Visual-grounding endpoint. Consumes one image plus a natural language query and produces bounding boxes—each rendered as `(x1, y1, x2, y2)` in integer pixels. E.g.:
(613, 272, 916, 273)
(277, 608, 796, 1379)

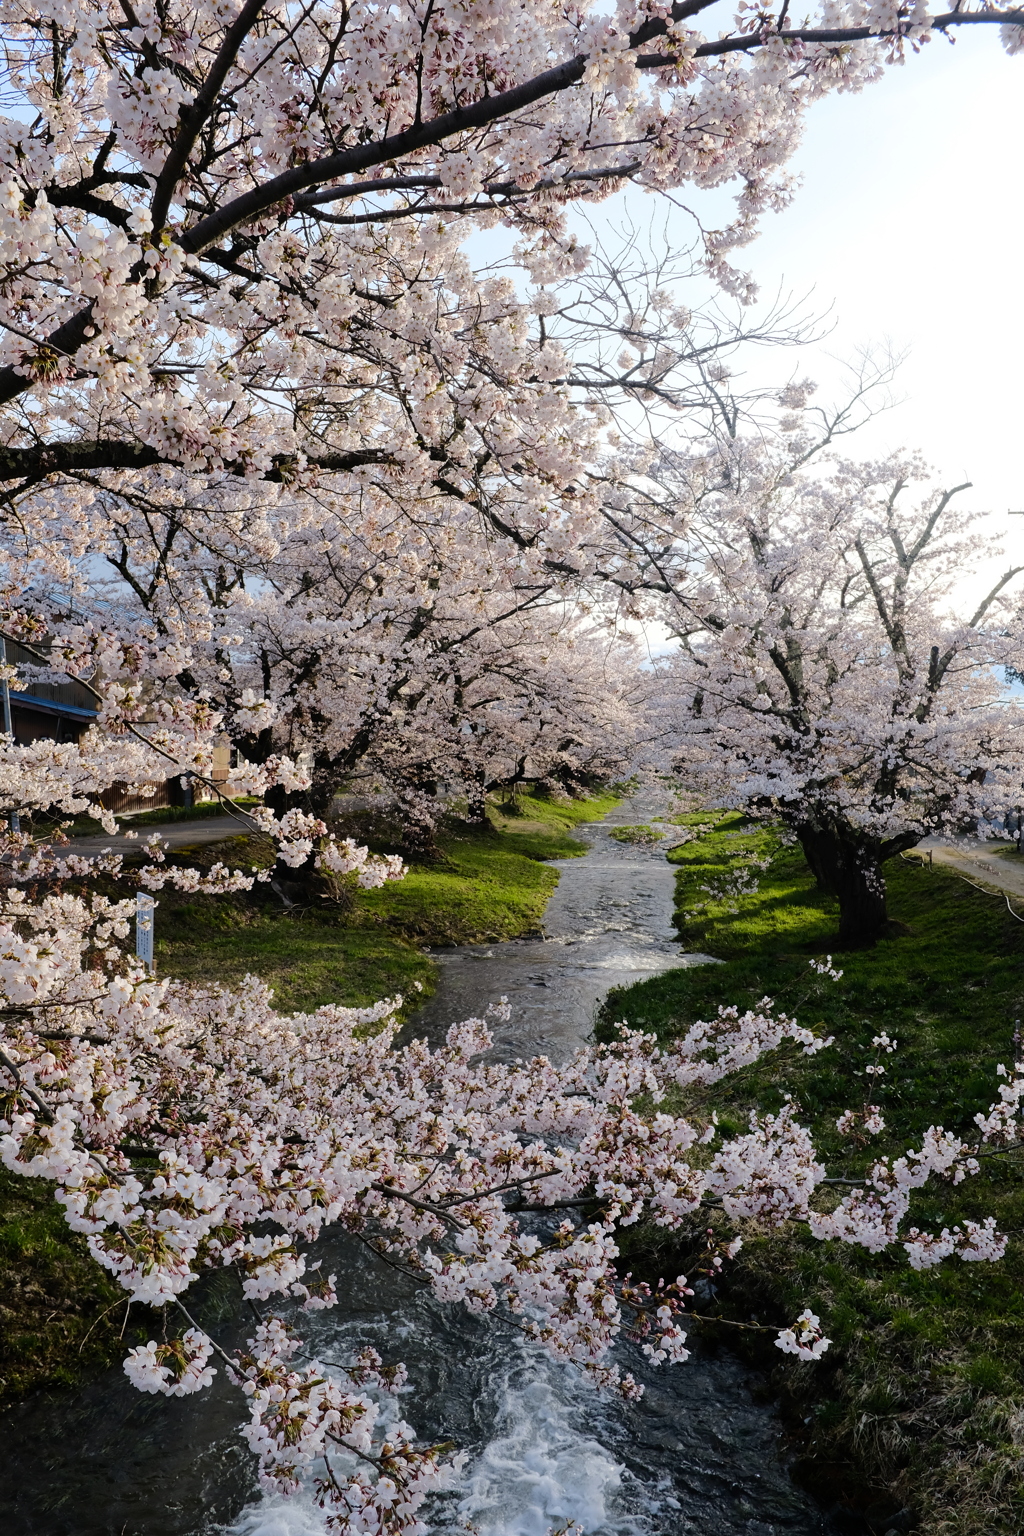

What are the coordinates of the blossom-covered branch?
(2, 884, 1020, 1526)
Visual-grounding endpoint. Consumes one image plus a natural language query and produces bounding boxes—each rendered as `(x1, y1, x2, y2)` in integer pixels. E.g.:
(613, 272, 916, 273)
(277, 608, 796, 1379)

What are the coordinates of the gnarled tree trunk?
(796, 822, 889, 946)
(462, 769, 493, 828)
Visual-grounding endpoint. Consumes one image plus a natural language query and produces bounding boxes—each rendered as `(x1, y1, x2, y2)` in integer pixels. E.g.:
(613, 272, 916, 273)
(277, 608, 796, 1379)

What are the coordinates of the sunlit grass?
(156, 788, 616, 1008)
(607, 823, 665, 846)
(603, 813, 1024, 1535)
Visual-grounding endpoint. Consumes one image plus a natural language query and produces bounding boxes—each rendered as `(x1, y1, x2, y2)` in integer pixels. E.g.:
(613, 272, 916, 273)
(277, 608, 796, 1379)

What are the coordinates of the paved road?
(57, 814, 255, 858)
(57, 819, 1024, 907)
(915, 835, 1024, 903)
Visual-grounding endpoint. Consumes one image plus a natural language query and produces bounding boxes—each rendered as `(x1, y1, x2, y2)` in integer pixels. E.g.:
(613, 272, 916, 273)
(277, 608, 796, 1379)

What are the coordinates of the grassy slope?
(155, 847, 440, 1016)
(0, 1171, 139, 1404)
(599, 812, 1024, 1536)
(1, 787, 617, 1406)
(156, 788, 617, 1010)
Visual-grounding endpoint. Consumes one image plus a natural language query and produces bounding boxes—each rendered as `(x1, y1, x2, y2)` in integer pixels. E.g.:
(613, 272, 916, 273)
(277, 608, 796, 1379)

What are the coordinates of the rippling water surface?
(0, 796, 837, 1536)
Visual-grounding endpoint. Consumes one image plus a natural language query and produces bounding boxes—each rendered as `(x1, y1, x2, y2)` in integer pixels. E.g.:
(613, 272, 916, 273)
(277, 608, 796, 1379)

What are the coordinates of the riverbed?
(0, 797, 837, 1536)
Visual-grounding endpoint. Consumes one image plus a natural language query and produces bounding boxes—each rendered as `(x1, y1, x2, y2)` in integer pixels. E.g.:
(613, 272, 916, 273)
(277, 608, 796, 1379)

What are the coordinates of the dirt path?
(913, 835, 1024, 906)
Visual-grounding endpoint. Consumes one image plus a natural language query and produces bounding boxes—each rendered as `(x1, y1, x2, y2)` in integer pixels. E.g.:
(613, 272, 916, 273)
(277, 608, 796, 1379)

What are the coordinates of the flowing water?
(0, 797, 839, 1536)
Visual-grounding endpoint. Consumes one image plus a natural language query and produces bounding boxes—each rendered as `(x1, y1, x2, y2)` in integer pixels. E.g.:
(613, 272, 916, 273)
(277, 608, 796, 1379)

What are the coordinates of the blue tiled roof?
(10, 690, 98, 720)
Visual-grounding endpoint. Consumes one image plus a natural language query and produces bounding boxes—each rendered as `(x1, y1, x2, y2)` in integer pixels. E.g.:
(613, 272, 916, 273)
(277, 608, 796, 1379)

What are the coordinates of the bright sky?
(719, 28, 1024, 518)
(647, 29, 1019, 509)
(555, 28, 1024, 603)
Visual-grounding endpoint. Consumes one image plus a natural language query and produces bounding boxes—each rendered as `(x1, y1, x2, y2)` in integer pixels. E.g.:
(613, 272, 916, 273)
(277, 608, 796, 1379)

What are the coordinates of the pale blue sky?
(552, 28, 1024, 604)
(712, 28, 1024, 517)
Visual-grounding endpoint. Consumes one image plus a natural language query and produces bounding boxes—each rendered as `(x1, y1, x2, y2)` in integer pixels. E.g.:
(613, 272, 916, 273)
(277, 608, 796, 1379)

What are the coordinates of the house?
(3, 637, 99, 745)
(1, 638, 231, 812)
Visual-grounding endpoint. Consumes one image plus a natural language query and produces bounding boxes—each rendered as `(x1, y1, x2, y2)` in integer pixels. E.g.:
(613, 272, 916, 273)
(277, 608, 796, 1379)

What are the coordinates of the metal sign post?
(135, 893, 157, 974)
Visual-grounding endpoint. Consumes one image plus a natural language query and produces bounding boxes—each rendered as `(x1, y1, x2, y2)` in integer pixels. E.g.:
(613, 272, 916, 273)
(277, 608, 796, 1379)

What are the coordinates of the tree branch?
(0, 440, 393, 484)
(294, 160, 643, 214)
(0, 1045, 56, 1123)
(0, 8, 1017, 409)
(967, 564, 1024, 630)
(149, 0, 270, 234)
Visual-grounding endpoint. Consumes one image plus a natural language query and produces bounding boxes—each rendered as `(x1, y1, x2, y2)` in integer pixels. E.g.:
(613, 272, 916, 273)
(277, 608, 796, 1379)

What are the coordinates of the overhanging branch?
(0, 440, 394, 485)
(0, 7, 1018, 410)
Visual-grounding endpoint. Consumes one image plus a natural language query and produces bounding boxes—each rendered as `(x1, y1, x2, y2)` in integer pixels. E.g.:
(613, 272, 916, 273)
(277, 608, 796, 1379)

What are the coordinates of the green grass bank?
(1, 787, 617, 1406)
(155, 786, 618, 1011)
(599, 813, 1024, 1536)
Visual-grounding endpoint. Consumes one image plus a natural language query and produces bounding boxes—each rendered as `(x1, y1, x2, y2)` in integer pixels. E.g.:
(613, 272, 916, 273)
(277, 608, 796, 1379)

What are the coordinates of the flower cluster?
(809, 956, 844, 982)
(123, 1328, 217, 1396)
(775, 1309, 830, 1361)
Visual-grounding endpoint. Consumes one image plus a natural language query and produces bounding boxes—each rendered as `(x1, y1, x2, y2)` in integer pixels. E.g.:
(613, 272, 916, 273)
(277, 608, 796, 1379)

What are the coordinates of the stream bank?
(0, 795, 839, 1536)
(0, 791, 616, 1409)
(601, 812, 1024, 1536)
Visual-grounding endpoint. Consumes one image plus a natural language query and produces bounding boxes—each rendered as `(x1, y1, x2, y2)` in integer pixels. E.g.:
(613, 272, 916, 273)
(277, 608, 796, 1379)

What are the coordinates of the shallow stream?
(0, 796, 837, 1536)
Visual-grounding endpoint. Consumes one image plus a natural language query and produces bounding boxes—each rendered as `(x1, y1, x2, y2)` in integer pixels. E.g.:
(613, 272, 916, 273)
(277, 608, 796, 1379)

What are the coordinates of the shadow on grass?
(602, 815, 1024, 1536)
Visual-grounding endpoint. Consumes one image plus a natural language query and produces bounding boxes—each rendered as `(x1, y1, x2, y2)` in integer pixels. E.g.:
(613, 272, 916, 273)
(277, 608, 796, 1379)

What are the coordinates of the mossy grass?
(154, 786, 616, 1006)
(485, 784, 621, 841)
(351, 794, 613, 944)
(157, 896, 440, 1016)
(1, 786, 617, 1405)
(0, 1168, 146, 1404)
(600, 812, 1024, 1535)
(607, 824, 665, 846)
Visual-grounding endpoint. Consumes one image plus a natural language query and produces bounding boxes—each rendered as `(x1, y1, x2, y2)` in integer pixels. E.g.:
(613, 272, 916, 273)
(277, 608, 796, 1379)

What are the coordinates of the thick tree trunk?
(463, 770, 491, 827)
(263, 774, 334, 906)
(233, 732, 354, 905)
(167, 773, 194, 809)
(796, 823, 888, 946)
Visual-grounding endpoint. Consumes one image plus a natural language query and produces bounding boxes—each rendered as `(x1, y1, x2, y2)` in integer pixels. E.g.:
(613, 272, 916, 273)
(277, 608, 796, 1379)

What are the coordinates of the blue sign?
(136, 893, 157, 973)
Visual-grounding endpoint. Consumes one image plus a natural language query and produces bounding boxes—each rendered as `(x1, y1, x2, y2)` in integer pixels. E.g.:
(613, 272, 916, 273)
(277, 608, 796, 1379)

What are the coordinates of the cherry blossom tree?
(0, 0, 1019, 859)
(3, 211, 818, 887)
(342, 615, 646, 832)
(645, 424, 1024, 944)
(2, 7, 1024, 1525)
